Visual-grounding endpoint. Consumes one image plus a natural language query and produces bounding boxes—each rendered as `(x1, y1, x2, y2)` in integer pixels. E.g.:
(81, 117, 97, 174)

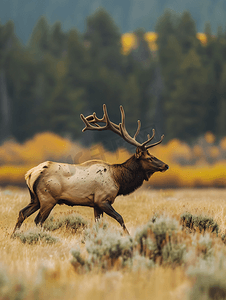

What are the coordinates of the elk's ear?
(135, 147, 143, 159)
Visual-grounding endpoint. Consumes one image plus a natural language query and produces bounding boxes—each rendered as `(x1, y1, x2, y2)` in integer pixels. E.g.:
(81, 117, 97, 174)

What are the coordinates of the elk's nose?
(165, 164, 169, 170)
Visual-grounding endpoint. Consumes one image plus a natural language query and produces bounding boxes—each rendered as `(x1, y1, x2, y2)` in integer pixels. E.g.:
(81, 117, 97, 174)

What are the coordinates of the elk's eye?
(147, 157, 152, 161)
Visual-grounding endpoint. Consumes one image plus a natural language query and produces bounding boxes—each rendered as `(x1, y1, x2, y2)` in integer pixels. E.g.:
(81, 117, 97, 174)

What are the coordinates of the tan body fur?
(27, 160, 118, 208)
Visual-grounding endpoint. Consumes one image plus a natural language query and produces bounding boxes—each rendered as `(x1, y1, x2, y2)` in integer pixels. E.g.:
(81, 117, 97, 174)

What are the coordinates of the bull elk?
(13, 104, 169, 235)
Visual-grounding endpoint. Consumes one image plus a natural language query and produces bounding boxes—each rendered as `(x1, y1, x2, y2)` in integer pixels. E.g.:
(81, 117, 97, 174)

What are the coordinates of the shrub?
(180, 213, 219, 235)
(43, 213, 87, 232)
(188, 254, 226, 299)
(195, 234, 214, 260)
(86, 228, 133, 268)
(13, 228, 58, 245)
(189, 273, 226, 300)
(71, 226, 133, 272)
(0, 265, 26, 300)
(134, 216, 186, 265)
(70, 248, 87, 273)
(70, 214, 223, 273)
(0, 265, 8, 289)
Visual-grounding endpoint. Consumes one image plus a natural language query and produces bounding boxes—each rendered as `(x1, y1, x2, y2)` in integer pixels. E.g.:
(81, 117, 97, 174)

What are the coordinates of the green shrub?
(162, 241, 186, 265)
(43, 213, 87, 232)
(86, 228, 133, 267)
(0, 265, 26, 300)
(131, 254, 155, 271)
(189, 273, 226, 300)
(196, 234, 214, 260)
(70, 248, 87, 273)
(70, 214, 223, 273)
(13, 229, 58, 245)
(134, 216, 186, 265)
(0, 265, 8, 289)
(181, 212, 219, 235)
(71, 226, 133, 272)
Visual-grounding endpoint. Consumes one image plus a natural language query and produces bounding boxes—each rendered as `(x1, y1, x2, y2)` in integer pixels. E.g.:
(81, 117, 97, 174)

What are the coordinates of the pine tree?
(49, 82, 86, 138)
(49, 21, 66, 58)
(5, 48, 38, 141)
(29, 16, 50, 57)
(65, 28, 90, 88)
(155, 10, 178, 60)
(217, 63, 226, 137)
(175, 11, 198, 54)
(84, 7, 123, 72)
(165, 48, 207, 141)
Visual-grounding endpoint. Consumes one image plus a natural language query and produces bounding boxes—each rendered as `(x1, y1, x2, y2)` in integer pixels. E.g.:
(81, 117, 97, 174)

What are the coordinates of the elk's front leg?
(94, 206, 103, 221)
(97, 201, 130, 235)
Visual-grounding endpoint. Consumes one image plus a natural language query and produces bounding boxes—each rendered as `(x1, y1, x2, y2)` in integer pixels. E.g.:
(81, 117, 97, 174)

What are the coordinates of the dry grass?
(0, 187, 226, 299)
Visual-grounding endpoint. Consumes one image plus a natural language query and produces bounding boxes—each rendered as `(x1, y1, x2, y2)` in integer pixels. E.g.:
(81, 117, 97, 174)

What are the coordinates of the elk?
(13, 104, 168, 235)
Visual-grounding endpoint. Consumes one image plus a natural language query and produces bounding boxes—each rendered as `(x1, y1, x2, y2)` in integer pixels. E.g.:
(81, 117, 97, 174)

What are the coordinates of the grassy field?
(0, 187, 226, 300)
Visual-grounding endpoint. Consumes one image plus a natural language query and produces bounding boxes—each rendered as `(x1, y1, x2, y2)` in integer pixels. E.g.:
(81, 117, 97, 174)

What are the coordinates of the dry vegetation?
(0, 187, 226, 300)
(0, 133, 226, 299)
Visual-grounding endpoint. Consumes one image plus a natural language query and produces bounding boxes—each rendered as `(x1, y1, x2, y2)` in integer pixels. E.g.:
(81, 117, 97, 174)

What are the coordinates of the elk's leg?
(94, 206, 103, 221)
(98, 202, 129, 235)
(13, 202, 40, 233)
(34, 202, 55, 226)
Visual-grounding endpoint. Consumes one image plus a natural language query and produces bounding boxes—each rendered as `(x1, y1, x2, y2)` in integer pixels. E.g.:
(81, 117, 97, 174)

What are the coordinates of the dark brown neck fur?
(112, 155, 150, 196)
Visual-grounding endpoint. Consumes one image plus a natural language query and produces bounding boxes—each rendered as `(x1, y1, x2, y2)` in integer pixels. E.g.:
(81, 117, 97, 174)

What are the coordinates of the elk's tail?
(25, 161, 50, 195)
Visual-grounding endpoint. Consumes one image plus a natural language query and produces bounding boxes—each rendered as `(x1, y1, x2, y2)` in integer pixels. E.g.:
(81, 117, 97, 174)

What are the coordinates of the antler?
(80, 104, 164, 149)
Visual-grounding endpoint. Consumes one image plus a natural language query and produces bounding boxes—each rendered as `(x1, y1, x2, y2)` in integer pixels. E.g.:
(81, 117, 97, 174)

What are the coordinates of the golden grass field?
(0, 186, 226, 300)
(0, 132, 226, 299)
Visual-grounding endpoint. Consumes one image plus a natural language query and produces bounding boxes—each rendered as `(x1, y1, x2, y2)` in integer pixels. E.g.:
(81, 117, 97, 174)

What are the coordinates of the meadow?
(0, 186, 226, 300)
(0, 132, 226, 299)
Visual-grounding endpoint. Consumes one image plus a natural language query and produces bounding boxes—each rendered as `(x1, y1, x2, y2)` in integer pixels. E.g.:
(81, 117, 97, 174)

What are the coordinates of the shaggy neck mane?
(112, 155, 149, 196)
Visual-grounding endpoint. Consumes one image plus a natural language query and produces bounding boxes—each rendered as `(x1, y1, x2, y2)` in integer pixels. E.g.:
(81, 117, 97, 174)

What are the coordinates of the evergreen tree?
(66, 28, 90, 89)
(49, 82, 86, 138)
(121, 74, 141, 133)
(29, 16, 50, 57)
(129, 28, 154, 126)
(156, 10, 183, 93)
(175, 11, 198, 54)
(48, 28, 88, 138)
(165, 48, 207, 141)
(84, 8, 125, 133)
(5, 48, 38, 141)
(0, 21, 17, 142)
(155, 10, 178, 61)
(49, 21, 66, 58)
(199, 22, 225, 134)
(217, 63, 226, 137)
(84, 7, 123, 72)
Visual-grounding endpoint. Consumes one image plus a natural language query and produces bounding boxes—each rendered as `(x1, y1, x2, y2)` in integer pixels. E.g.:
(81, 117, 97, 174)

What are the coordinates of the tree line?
(0, 8, 225, 146)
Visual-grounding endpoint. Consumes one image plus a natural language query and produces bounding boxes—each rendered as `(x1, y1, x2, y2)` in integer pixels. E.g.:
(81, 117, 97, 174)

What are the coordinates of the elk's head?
(80, 104, 169, 180)
(135, 146, 169, 180)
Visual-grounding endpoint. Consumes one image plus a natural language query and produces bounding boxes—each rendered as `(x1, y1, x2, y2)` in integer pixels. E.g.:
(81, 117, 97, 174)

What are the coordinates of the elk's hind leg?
(13, 202, 40, 233)
(34, 190, 56, 226)
(94, 206, 103, 221)
(13, 188, 40, 233)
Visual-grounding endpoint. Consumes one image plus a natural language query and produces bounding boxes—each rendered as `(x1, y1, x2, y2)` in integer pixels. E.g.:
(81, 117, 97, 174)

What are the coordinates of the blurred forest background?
(1, 0, 226, 43)
(0, 7, 226, 147)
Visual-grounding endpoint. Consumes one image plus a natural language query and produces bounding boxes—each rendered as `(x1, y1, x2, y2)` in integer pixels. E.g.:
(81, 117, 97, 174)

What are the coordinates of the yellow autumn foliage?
(205, 131, 215, 144)
(0, 132, 226, 188)
(121, 32, 208, 54)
